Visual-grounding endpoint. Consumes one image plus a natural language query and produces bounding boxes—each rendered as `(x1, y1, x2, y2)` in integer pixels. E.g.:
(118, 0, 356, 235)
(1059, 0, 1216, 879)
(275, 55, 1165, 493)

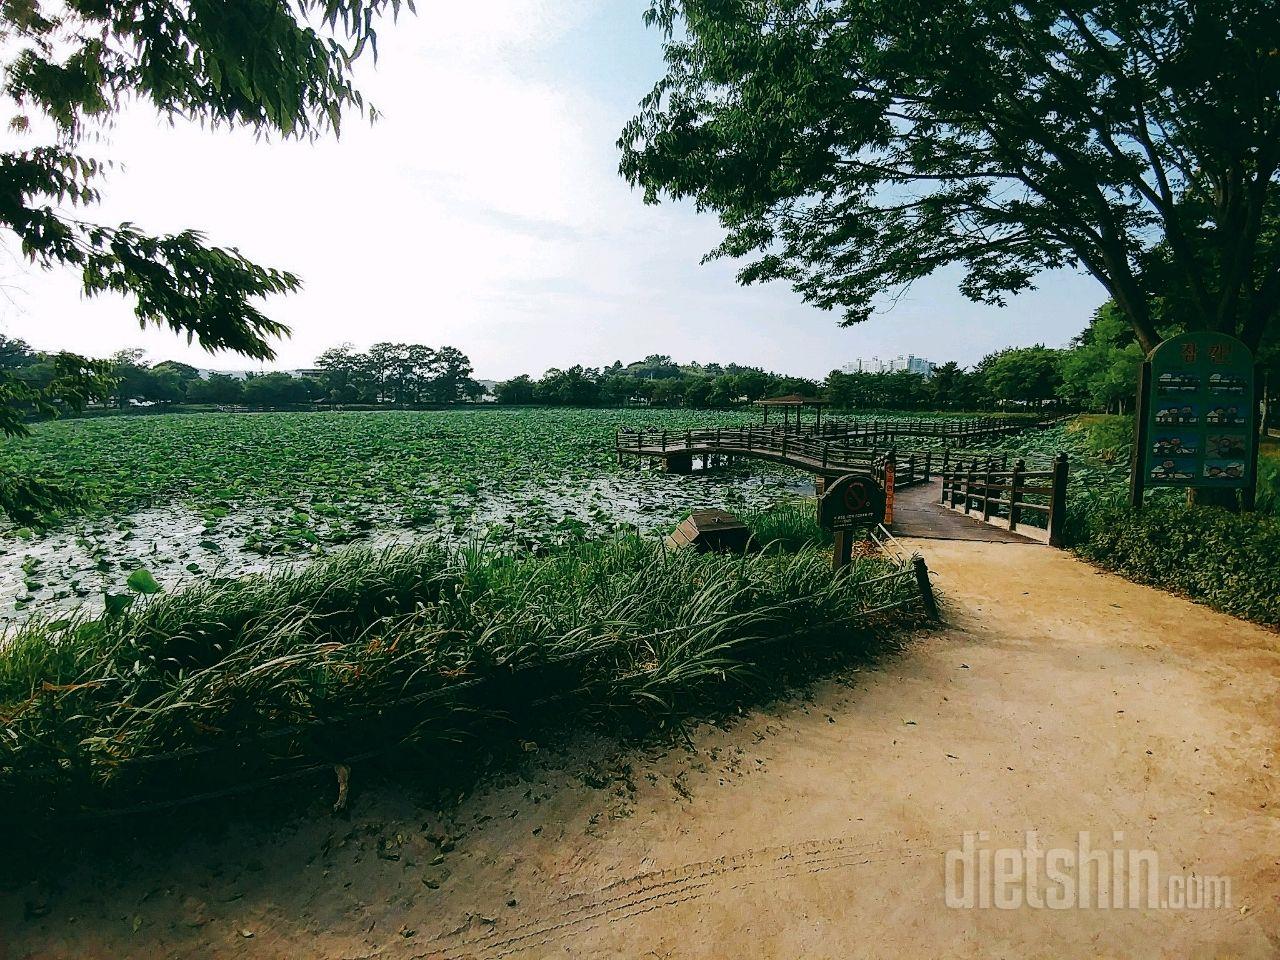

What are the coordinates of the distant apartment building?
(841, 354, 936, 378)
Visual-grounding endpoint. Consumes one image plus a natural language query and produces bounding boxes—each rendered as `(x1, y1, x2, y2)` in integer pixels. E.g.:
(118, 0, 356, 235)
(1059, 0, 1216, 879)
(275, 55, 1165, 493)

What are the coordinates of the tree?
(980, 346, 1063, 408)
(0, 0, 410, 519)
(495, 374, 536, 405)
(621, 2, 1280, 357)
(186, 373, 244, 405)
(404, 344, 437, 403)
(241, 372, 313, 408)
(0, 335, 35, 369)
(108, 348, 150, 408)
(1059, 303, 1144, 412)
(535, 366, 600, 406)
(2, 0, 408, 360)
(150, 360, 202, 401)
(928, 362, 977, 411)
(430, 346, 474, 402)
(683, 377, 713, 408)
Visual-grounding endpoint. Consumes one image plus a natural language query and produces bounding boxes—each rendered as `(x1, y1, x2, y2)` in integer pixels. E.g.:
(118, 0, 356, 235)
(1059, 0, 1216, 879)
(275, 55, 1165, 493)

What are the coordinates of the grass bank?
(0, 521, 923, 825)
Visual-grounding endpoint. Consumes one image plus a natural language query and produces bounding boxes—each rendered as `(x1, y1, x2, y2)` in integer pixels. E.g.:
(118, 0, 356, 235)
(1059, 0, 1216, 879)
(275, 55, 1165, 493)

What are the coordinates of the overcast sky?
(0, 1, 1106, 381)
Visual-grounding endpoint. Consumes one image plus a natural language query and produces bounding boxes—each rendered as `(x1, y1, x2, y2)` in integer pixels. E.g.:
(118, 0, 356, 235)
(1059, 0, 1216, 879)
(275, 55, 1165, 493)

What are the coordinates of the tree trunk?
(1187, 487, 1239, 512)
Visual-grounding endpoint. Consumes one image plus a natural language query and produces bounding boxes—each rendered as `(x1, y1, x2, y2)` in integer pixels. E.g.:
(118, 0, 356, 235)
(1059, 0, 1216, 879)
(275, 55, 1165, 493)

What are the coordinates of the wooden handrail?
(936, 452, 1068, 545)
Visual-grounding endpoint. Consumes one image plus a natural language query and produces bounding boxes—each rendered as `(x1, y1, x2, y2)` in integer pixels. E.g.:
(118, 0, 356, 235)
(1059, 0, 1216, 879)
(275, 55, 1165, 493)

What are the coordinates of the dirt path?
(6, 541, 1278, 959)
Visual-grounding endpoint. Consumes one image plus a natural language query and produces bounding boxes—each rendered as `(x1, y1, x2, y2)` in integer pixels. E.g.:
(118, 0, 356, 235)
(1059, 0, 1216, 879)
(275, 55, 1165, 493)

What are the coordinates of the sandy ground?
(4, 539, 1278, 959)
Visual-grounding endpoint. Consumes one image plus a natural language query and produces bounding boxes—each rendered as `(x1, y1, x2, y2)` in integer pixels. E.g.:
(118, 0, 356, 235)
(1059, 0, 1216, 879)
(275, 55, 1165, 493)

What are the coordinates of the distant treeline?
(491, 307, 1146, 412)
(0, 340, 484, 411)
(8, 303, 1272, 418)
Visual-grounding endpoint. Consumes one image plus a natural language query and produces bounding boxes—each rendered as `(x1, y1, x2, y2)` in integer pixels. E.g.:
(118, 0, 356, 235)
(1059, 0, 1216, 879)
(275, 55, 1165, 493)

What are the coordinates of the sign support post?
(1128, 361, 1151, 509)
(832, 529, 854, 573)
(1243, 362, 1263, 512)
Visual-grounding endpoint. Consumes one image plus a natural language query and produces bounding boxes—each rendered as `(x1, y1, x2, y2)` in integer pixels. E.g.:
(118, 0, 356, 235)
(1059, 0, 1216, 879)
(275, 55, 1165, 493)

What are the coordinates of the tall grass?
(0, 535, 919, 822)
(742, 499, 832, 551)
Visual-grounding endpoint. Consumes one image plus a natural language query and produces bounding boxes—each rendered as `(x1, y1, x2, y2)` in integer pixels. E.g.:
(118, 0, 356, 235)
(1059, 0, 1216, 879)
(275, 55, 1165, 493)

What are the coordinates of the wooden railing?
(939, 453, 1069, 546)
(615, 426, 942, 488)
(810, 415, 1032, 444)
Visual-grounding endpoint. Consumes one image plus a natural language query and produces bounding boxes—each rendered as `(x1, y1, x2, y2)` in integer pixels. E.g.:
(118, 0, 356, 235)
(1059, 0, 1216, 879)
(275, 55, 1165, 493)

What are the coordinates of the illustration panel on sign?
(1152, 435, 1196, 456)
(1203, 460, 1245, 480)
(1150, 458, 1196, 481)
(1154, 403, 1198, 424)
(1155, 372, 1199, 395)
(1206, 434, 1246, 458)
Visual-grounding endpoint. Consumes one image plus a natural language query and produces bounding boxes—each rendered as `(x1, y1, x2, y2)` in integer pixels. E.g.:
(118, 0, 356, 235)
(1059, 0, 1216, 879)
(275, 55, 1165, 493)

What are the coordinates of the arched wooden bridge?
(615, 424, 1068, 546)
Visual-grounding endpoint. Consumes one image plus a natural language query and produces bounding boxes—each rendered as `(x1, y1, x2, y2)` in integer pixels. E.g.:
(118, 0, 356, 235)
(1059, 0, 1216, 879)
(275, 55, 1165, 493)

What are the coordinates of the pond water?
(1, 408, 817, 626)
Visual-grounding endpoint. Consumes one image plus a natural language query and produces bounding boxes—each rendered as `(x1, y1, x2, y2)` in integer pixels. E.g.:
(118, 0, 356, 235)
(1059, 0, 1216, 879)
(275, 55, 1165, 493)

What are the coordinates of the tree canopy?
(0, 0, 410, 520)
(620, 0, 1280, 354)
(3, 0, 410, 361)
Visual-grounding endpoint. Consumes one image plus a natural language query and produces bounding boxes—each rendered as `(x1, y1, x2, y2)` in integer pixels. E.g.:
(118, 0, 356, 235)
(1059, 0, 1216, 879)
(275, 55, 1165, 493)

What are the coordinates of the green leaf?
(126, 568, 162, 595)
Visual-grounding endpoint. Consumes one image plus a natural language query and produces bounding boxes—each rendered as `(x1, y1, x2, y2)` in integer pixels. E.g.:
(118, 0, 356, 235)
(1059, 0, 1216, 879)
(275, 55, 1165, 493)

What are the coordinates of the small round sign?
(818, 473, 885, 531)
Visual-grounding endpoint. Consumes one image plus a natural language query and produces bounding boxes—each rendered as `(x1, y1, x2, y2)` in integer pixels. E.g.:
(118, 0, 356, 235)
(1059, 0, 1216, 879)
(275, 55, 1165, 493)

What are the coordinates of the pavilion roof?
(753, 394, 829, 406)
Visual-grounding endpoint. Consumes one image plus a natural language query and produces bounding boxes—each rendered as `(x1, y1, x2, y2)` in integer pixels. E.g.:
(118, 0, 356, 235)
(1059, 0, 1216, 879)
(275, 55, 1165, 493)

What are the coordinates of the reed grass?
(0, 533, 919, 822)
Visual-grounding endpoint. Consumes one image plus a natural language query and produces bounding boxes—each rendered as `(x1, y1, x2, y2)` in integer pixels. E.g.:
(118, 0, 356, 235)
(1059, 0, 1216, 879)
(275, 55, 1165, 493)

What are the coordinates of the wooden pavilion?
(754, 394, 829, 429)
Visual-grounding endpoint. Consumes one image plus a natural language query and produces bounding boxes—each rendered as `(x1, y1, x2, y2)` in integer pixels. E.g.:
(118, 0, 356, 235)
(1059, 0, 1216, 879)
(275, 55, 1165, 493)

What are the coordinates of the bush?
(1067, 415, 1134, 463)
(1259, 447, 1279, 516)
(1072, 500, 1280, 625)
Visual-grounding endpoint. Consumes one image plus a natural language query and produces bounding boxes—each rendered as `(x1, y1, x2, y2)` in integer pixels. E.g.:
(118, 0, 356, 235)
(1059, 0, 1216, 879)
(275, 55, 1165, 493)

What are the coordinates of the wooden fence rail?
(615, 426, 949, 488)
(939, 453, 1069, 546)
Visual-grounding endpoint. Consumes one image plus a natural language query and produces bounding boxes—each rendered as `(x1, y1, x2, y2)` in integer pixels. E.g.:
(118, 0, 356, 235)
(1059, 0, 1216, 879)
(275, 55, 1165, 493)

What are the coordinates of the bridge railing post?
(912, 556, 941, 622)
(981, 463, 994, 521)
(1048, 453, 1069, 547)
(1009, 458, 1024, 531)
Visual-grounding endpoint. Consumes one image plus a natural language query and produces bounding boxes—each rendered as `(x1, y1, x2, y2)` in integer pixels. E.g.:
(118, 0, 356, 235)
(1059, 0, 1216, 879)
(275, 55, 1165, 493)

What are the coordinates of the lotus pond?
(1, 408, 821, 624)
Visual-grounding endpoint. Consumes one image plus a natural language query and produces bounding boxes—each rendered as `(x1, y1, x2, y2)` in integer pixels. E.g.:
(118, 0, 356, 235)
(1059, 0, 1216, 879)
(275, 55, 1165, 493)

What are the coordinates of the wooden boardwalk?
(891, 480, 1039, 543)
(615, 425, 1066, 545)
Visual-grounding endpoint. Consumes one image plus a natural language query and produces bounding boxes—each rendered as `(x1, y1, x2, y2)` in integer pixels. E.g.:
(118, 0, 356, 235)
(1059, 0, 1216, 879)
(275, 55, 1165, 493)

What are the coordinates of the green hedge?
(1072, 501, 1280, 626)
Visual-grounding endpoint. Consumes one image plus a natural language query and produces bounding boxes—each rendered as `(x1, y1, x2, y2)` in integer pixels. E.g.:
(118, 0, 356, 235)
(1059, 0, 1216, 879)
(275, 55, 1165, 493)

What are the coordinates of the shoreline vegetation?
(996, 419, 1280, 625)
(0, 508, 928, 827)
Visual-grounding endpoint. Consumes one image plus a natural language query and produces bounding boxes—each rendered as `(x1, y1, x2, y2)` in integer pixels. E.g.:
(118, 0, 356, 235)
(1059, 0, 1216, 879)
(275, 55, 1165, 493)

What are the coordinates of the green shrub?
(1067, 415, 1134, 463)
(1259, 447, 1279, 516)
(1072, 501, 1280, 625)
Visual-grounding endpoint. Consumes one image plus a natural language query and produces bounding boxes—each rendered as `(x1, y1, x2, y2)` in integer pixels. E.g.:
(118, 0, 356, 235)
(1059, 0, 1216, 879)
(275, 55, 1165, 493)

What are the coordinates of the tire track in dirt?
(410, 833, 955, 960)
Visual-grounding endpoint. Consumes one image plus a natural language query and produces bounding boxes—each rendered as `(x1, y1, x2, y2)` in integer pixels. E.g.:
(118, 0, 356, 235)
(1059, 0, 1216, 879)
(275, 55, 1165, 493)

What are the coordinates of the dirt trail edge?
(6, 541, 1278, 959)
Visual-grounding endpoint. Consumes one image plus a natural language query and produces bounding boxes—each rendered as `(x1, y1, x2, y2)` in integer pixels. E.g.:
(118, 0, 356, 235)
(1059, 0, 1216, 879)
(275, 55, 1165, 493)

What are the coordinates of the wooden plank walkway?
(891, 480, 1039, 543)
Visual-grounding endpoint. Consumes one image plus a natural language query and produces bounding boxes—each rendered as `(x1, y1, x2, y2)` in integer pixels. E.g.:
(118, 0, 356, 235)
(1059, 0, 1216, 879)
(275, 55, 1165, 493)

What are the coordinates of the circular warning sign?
(818, 473, 885, 531)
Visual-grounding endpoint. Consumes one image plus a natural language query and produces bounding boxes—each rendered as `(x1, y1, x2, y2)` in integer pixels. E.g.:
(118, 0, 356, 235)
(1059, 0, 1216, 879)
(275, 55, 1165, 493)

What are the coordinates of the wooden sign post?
(818, 473, 886, 571)
(1130, 332, 1258, 509)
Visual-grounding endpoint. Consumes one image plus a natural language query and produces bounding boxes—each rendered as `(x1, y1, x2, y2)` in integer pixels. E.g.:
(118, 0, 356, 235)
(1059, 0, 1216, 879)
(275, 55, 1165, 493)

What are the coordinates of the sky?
(0, 1, 1107, 381)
